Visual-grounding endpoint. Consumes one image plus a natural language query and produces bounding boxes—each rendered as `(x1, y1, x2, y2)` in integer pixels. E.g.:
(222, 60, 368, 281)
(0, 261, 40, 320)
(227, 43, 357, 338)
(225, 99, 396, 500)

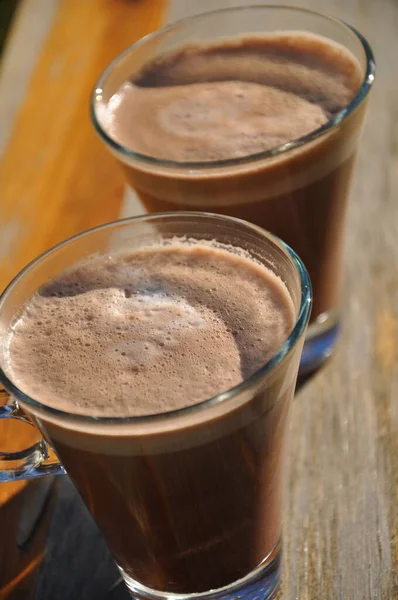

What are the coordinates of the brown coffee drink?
(98, 33, 365, 323)
(6, 239, 296, 593)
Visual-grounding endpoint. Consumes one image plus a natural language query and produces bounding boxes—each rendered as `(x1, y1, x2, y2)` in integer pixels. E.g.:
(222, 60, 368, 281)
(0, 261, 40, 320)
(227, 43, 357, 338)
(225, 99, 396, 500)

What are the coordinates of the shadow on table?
(295, 355, 330, 393)
(296, 370, 318, 393)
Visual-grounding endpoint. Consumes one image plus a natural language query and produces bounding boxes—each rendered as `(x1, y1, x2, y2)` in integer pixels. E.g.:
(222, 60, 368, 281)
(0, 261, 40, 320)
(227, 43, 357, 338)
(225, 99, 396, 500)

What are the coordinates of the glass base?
(118, 542, 281, 600)
(300, 309, 340, 375)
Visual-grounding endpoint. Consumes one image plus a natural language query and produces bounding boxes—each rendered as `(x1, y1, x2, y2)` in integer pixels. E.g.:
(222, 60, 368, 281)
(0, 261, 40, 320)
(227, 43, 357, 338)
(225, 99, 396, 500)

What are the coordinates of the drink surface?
(7, 241, 294, 417)
(102, 33, 362, 162)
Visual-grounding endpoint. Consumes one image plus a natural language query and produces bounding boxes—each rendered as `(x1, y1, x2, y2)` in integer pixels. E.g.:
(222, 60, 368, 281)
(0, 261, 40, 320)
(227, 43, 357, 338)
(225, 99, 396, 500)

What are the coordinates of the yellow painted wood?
(0, 0, 167, 290)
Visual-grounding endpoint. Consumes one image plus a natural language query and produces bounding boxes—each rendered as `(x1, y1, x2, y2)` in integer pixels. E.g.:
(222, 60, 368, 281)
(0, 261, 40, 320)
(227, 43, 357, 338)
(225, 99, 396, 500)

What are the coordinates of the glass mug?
(0, 213, 311, 600)
(0, 417, 57, 600)
(91, 4, 375, 373)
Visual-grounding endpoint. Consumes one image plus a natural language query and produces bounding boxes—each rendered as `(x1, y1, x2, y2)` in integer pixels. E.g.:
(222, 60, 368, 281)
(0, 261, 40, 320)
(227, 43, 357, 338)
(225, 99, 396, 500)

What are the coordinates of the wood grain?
(0, 0, 397, 599)
(276, 0, 398, 598)
(0, 0, 167, 291)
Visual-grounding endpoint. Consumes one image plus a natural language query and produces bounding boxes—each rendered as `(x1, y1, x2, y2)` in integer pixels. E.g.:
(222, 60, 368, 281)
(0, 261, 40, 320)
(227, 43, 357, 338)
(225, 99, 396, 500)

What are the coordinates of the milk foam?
(7, 242, 294, 419)
(101, 32, 362, 163)
(104, 81, 327, 162)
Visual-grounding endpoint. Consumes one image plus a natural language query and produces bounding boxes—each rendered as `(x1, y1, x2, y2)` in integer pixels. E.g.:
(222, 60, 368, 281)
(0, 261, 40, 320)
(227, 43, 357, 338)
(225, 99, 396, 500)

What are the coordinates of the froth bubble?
(120, 291, 205, 331)
(104, 292, 206, 368)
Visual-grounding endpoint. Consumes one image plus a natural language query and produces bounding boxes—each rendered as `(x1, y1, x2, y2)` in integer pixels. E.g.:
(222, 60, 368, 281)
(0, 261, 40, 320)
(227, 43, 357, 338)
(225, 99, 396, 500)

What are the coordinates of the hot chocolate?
(6, 239, 295, 592)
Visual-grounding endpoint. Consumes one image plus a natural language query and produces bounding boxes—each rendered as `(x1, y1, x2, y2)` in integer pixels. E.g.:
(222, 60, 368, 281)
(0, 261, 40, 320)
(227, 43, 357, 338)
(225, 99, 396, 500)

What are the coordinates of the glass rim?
(0, 212, 311, 425)
(90, 3, 375, 170)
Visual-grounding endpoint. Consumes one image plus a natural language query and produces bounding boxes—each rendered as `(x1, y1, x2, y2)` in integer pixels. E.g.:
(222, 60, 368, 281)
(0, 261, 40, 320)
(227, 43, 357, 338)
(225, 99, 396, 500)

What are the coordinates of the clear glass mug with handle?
(0, 213, 311, 600)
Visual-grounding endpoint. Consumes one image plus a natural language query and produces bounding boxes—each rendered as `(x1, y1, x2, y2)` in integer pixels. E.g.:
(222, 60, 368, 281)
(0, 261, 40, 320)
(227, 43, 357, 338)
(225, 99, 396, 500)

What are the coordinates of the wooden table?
(1, 0, 397, 598)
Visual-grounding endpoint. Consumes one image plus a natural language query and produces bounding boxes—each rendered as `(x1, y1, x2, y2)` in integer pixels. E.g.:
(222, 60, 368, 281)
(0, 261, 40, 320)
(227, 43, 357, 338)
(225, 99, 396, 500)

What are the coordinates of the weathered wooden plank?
(276, 0, 398, 598)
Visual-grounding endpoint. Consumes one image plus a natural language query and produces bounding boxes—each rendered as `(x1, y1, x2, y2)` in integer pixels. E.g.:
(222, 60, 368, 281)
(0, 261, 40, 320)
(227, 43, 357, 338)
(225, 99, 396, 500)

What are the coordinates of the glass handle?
(0, 387, 65, 482)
